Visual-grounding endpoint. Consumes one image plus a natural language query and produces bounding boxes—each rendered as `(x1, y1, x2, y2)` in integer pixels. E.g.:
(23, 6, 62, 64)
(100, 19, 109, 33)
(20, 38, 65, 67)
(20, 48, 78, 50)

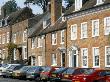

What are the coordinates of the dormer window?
(4, 19, 7, 26)
(43, 18, 50, 29)
(4, 16, 9, 26)
(0, 20, 2, 27)
(96, 0, 103, 5)
(75, 0, 82, 11)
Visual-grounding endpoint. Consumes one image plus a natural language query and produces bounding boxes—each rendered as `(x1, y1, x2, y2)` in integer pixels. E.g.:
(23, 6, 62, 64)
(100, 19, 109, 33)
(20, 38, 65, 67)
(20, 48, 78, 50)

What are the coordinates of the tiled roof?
(39, 18, 67, 35)
(64, 0, 110, 16)
(28, 11, 50, 37)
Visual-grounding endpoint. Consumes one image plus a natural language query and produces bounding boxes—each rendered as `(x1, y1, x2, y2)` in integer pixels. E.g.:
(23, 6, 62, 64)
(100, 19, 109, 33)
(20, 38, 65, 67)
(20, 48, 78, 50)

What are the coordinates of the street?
(0, 77, 35, 82)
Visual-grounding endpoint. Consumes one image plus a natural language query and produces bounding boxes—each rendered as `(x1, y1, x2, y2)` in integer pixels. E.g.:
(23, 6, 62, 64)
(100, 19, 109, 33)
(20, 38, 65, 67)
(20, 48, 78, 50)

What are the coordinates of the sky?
(0, 0, 43, 14)
(0, 0, 67, 14)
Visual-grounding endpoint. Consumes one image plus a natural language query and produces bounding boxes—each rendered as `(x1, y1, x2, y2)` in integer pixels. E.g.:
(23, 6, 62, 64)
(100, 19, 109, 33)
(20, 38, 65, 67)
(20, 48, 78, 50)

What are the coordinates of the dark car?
(26, 66, 43, 80)
(95, 70, 110, 82)
(71, 68, 104, 82)
(12, 66, 31, 79)
(50, 67, 68, 82)
(5, 64, 24, 77)
(40, 66, 60, 81)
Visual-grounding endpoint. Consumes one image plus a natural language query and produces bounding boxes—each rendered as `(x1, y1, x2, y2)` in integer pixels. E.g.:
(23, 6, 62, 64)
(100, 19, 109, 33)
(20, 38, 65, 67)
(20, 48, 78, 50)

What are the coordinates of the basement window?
(96, 0, 104, 5)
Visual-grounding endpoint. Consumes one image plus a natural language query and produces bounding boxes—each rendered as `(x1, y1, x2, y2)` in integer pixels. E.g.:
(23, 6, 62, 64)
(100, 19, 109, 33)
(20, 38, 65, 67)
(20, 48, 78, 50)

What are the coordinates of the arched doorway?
(69, 46, 79, 67)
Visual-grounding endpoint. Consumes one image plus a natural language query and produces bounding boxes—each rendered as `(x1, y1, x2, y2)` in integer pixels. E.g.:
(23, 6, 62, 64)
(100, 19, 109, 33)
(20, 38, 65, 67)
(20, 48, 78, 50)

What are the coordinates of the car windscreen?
(43, 67, 51, 72)
(20, 66, 30, 71)
(52, 67, 65, 73)
(105, 70, 110, 75)
(27, 66, 39, 72)
(2, 64, 9, 68)
(79, 68, 95, 75)
(14, 65, 23, 70)
(7, 65, 17, 70)
(63, 68, 75, 74)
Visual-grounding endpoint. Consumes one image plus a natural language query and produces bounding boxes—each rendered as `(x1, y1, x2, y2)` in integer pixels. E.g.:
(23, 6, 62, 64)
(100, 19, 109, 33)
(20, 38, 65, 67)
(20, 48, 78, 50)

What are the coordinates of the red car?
(40, 66, 60, 81)
(61, 67, 84, 82)
(95, 70, 110, 82)
(72, 68, 105, 82)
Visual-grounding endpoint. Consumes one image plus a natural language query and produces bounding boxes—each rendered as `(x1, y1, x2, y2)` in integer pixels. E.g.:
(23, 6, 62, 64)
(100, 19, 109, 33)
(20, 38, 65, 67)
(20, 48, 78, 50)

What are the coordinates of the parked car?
(0, 64, 19, 77)
(50, 67, 68, 82)
(71, 68, 104, 82)
(94, 70, 110, 82)
(26, 66, 44, 81)
(5, 64, 24, 77)
(40, 66, 60, 81)
(12, 66, 31, 79)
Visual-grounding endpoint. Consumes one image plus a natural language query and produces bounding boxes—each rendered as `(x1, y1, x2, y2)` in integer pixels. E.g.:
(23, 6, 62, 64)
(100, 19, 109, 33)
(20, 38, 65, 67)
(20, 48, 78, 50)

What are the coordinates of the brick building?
(39, 0, 67, 66)
(65, 0, 110, 68)
(0, 7, 34, 63)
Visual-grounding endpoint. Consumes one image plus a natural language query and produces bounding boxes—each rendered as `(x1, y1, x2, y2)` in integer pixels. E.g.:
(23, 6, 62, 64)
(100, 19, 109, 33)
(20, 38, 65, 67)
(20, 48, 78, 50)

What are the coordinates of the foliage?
(64, 0, 75, 9)
(24, 0, 74, 13)
(3, 0, 19, 16)
(6, 42, 17, 63)
(24, 0, 50, 12)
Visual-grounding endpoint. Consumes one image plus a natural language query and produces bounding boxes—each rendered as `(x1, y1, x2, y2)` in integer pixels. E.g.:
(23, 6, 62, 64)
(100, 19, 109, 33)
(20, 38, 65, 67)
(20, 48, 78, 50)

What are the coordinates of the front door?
(69, 49, 78, 67)
(61, 53, 65, 67)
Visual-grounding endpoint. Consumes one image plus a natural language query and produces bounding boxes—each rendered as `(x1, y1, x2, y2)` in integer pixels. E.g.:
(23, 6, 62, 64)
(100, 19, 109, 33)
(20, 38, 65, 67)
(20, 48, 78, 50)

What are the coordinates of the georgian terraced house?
(0, 7, 34, 63)
(0, 0, 110, 69)
(66, 0, 110, 68)
(28, 0, 67, 66)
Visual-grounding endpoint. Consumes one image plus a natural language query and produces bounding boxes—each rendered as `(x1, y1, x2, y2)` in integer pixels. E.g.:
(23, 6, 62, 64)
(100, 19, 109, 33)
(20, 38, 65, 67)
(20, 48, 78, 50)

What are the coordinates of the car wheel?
(94, 80, 98, 82)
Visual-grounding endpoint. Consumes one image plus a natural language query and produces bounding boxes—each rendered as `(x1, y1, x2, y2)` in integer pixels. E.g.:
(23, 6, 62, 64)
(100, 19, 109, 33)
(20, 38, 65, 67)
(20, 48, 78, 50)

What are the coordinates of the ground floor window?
(38, 56, 42, 66)
(105, 46, 110, 67)
(93, 47, 100, 67)
(81, 48, 88, 67)
(51, 54, 57, 66)
(13, 48, 17, 60)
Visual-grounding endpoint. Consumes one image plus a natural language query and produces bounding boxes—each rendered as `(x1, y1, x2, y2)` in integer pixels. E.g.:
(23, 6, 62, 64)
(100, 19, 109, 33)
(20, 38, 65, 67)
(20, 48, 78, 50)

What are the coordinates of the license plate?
(52, 74, 56, 77)
(75, 81, 80, 82)
(64, 75, 68, 78)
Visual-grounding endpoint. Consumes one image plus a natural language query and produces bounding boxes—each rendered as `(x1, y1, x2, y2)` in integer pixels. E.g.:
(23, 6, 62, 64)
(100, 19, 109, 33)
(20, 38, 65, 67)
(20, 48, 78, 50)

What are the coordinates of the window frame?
(13, 33, 16, 43)
(52, 32, 57, 45)
(60, 30, 65, 44)
(23, 46, 27, 60)
(105, 46, 110, 67)
(31, 37, 36, 49)
(23, 30, 27, 42)
(7, 32, 9, 43)
(81, 22, 88, 39)
(96, 0, 103, 5)
(0, 35, 1, 44)
(93, 47, 100, 68)
(104, 17, 110, 35)
(92, 19, 99, 37)
(81, 48, 88, 68)
(2, 34, 5, 44)
(51, 53, 57, 65)
(71, 24, 77, 40)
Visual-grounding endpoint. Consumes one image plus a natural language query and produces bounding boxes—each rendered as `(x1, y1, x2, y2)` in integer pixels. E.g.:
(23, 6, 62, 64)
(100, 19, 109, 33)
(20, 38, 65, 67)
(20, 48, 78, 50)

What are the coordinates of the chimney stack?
(51, 0, 62, 25)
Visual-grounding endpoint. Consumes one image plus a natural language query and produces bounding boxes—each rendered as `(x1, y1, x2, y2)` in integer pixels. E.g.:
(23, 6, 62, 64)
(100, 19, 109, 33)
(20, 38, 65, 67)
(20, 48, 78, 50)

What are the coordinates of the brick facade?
(66, 6, 110, 68)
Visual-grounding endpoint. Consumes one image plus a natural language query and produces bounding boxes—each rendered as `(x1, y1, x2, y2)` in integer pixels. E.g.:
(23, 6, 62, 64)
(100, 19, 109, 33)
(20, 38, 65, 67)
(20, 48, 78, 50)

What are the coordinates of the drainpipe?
(26, 26, 29, 65)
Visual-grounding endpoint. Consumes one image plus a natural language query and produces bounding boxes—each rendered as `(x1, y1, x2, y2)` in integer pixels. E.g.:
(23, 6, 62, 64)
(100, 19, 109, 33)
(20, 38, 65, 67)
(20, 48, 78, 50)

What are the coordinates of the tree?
(3, 0, 19, 16)
(24, 0, 74, 13)
(24, 0, 50, 13)
(6, 42, 17, 63)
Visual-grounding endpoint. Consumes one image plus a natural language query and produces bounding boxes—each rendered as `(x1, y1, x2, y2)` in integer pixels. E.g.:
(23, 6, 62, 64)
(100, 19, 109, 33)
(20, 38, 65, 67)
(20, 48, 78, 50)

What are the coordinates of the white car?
(0, 64, 20, 76)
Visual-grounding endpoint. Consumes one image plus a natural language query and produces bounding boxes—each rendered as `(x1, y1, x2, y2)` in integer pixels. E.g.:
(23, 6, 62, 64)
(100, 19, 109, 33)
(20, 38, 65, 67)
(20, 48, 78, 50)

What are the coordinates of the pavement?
(0, 77, 35, 82)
